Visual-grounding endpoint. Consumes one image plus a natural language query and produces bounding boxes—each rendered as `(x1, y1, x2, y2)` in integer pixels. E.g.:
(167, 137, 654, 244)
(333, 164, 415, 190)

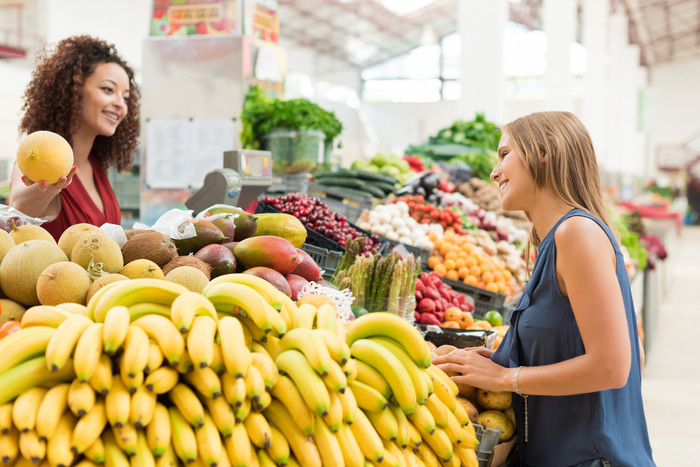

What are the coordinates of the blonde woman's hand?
(432, 347, 508, 392)
(21, 166, 76, 196)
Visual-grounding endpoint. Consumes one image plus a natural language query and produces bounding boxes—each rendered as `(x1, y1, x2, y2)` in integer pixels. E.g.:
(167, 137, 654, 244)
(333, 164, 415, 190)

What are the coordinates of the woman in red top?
(9, 35, 140, 241)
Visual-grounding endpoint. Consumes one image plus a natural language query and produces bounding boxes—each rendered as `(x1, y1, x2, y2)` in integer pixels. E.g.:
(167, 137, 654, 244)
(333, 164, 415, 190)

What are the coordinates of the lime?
(351, 306, 369, 318)
(484, 310, 503, 327)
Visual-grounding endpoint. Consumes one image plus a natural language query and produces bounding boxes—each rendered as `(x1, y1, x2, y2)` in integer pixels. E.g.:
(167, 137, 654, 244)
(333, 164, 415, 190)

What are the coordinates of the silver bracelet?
(513, 366, 525, 395)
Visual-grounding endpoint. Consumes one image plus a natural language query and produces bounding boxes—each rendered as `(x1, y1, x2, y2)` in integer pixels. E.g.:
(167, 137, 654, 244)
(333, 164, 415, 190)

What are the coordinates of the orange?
(469, 265, 481, 277)
(443, 259, 456, 271)
(465, 256, 478, 268)
(458, 311, 474, 329)
(433, 263, 447, 276)
(464, 275, 478, 285)
(444, 307, 462, 322)
(485, 282, 499, 293)
(446, 270, 459, 281)
(427, 256, 442, 269)
(458, 267, 470, 279)
(482, 271, 494, 284)
(16, 130, 74, 184)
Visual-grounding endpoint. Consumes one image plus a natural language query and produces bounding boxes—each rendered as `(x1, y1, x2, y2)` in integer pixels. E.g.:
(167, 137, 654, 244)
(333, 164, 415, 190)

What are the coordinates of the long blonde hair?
(503, 112, 617, 264)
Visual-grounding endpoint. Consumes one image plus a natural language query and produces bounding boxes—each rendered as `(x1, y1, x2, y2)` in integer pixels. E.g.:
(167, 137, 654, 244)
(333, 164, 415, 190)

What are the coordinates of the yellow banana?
(278, 328, 333, 376)
(105, 375, 131, 428)
(217, 316, 251, 379)
(146, 402, 171, 458)
(251, 351, 279, 391)
(275, 349, 330, 417)
(429, 371, 457, 413)
(370, 336, 433, 405)
(349, 407, 385, 463)
(221, 372, 247, 409)
(210, 340, 225, 374)
(83, 435, 105, 464)
(169, 383, 205, 428)
(0, 325, 55, 374)
(454, 445, 479, 467)
(170, 290, 218, 333)
(20, 305, 71, 328)
(204, 282, 282, 336)
(0, 402, 12, 435)
(196, 413, 223, 467)
(112, 423, 139, 456)
(12, 386, 47, 433)
(380, 438, 404, 467)
(235, 399, 253, 425)
(19, 430, 46, 464)
(119, 324, 150, 378)
(419, 426, 454, 463)
(389, 403, 410, 450)
(259, 334, 280, 358)
(323, 389, 344, 433)
(343, 357, 358, 382)
(89, 353, 113, 396)
(254, 388, 272, 412)
(350, 339, 416, 415)
(238, 313, 270, 344)
(314, 328, 351, 365)
(71, 399, 107, 455)
(205, 272, 296, 318)
(452, 398, 470, 427)
(224, 422, 253, 467)
(424, 393, 449, 429)
(413, 440, 438, 466)
(337, 386, 358, 425)
(156, 444, 177, 467)
(89, 278, 188, 322)
(266, 424, 290, 466)
(73, 322, 104, 382)
(122, 369, 145, 395)
(0, 425, 19, 465)
(312, 415, 344, 466)
(406, 417, 422, 450)
(335, 422, 365, 467)
(426, 365, 458, 398)
(407, 404, 436, 437)
(201, 396, 235, 437)
(365, 406, 399, 442)
(0, 355, 74, 406)
(443, 405, 474, 449)
(130, 384, 157, 428)
(314, 303, 337, 333)
(102, 428, 130, 467)
(355, 358, 392, 399)
(174, 350, 195, 374)
(270, 375, 316, 436)
(349, 379, 389, 412)
(102, 305, 130, 355)
(323, 358, 348, 394)
(132, 314, 186, 366)
(55, 302, 90, 315)
(243, 363, 266, 403)
(347, 313, 432, 368)
(127, 302, 172, 321)
(184, 366, 223, 399)
(293, 303, 317, 329)
(243, 410, 272, 449)
(169, 406, 198, 463)
(46, 411, 76, 467)
(187, 315, 218, 369)
(132, 428, 157, 467)
(262, 399, 322, 466)
(145, 339, 164, 374)
(44, 312, 94, 372)
(68, 379, 96, 417)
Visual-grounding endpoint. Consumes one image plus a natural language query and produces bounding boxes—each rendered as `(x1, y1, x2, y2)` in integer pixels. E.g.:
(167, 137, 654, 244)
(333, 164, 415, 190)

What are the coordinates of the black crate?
(307, 183, 377, 224)
(415, 327, 496, 349)
(379, 237, 431, 270)
(442, 277, 509, 322)
(300, 243, 343, 278)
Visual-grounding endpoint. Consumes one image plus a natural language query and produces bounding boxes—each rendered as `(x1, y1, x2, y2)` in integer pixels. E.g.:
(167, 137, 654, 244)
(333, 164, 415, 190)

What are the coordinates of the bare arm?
(8, 162, 76, 219)
(434, 217, 632, 395)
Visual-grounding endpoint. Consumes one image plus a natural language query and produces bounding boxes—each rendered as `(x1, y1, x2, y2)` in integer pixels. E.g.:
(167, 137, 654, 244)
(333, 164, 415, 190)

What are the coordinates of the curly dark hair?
(20, 35, 141, 171)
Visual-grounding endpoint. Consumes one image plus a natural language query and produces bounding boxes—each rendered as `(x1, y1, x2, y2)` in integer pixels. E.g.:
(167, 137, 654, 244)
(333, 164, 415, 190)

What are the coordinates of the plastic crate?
(307, 182, 377, 224)
(300, 243, 343, 278)
(267, 173, 311, 194)
(442, 277, 509, 322)
(379, 237, 431, 270)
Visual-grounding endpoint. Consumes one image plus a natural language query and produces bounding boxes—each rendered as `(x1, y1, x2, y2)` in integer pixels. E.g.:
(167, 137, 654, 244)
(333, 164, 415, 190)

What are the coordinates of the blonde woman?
(433, 112, 654, 466)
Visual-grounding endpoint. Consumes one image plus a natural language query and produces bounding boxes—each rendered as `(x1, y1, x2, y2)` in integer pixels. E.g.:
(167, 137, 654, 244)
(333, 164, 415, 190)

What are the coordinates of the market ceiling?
(277, 0, 700, 70)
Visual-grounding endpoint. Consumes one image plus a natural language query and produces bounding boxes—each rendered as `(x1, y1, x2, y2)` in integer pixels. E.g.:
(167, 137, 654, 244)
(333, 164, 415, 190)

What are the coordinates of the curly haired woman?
(9, 35, 140, 240)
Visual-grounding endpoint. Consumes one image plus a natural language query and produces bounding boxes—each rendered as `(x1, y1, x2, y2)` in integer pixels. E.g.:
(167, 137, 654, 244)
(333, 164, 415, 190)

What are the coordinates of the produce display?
(356, 201, 439, 250)
(350, 152, 416, 185)
(312, 169, 399, 200)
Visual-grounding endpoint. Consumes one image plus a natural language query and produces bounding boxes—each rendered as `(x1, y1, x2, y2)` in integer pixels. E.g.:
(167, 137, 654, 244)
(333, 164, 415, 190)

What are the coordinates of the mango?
(290, 248, 322, 282)
(208, 214, 236, 242)
(253, 213, 307, 248)
(244, 266, 292, 297)
(234, 236, 303, 275)
(284, 274, 309, 301)
(171, 219, 227, 255)
(205, 206, 258, 241)
(194, 243, 237, 278)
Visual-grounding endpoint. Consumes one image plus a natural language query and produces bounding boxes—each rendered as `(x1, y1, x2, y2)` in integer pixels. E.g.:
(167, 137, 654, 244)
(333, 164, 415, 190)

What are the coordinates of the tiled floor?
(641, 225, 700, 466)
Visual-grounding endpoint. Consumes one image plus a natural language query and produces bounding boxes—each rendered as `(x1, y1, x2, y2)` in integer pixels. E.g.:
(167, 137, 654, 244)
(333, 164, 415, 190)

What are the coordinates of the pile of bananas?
(0, 273, 479, 466)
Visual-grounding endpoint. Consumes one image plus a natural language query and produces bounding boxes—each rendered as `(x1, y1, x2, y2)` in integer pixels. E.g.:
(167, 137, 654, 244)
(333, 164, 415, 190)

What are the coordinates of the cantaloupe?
(0, 298, 27, 324)
(58, 223, 101, 258)
(119, 259, 165, 280)
(36, 261, 92, 306)
(0, 240, 68, 306)
(86, 273, 129, 304)
(162, 255, 211, 279)
(16, 130, 74, 184)
(164, 266, 209, 293)
(0, 230, 15, 264)
(71, 231, 124, 278)
(10, 223, 55, 244)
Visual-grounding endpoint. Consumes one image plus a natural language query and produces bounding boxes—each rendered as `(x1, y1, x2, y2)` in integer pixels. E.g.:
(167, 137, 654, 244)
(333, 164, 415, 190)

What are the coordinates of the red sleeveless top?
(42, 154, 121, 241)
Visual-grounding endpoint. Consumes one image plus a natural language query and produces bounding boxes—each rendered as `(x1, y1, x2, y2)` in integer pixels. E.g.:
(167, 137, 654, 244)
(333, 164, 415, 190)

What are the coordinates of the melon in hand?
(16, 130, 74, 184)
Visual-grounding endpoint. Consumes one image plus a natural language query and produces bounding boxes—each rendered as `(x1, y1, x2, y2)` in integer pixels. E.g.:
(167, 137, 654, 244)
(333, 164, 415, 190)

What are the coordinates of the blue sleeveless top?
(491, 209, 655, 467)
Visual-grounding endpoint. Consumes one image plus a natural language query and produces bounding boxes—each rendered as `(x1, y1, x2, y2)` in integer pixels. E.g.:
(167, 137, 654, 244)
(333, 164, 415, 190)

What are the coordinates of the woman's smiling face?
(491, 132, 536, 212)
(79, 62, 130, 138)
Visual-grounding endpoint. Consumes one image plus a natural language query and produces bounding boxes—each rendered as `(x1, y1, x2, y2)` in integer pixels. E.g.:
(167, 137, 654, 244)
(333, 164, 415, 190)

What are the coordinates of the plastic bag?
(132, 208, 196, 240)
(99, 223, 128, 248)
(0, 204, 45, 232)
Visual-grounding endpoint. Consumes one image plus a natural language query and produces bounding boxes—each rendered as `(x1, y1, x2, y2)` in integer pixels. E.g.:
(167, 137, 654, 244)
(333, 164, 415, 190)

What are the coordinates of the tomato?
(0, 320, 21, 340)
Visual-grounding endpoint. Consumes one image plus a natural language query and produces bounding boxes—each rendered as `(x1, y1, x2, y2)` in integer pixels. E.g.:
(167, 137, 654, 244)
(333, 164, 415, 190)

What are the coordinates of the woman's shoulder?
(554, 213, 613, 255)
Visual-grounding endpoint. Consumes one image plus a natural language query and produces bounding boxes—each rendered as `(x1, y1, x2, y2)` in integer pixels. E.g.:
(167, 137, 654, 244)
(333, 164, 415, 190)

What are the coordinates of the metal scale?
(185, 149, 273, 214)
